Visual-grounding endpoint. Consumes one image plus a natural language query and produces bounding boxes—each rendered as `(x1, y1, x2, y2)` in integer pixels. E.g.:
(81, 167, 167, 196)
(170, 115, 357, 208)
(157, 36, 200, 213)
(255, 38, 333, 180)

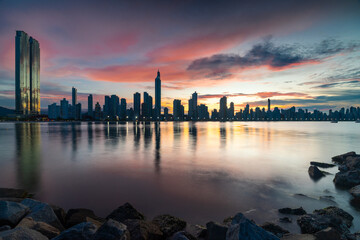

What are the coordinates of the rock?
(278, 207, 306, 215)
(171, 231, 197, 240)
(106, 202, 145, 223)
(0, 189, 29, 199)
(92, 219, 130, 240)
(50, 204, 66, 226)
(223, 216, 234, 226)
(350, 185, 360, 199)
(17, 217, 60, 239)
(334, 170, 360, 188)
(21, 198, 64, 231)
(152, 214, 186, 238)
(65, 208, 104, 228)
(0, 201, 29, 226)
(332, 152, 357, 164)
(313, 206, 353, 228)
(187, 224, 207, 239)
(279, 217, 292, 223)
(123, 219, 163, 240)
(310, 162, 336, 168)
(52, 222, 97, 240)
(0, 226, 11, 232)
(308, 166, 325, 180)
(281, 234, 316, 240)
(260, 222, 289, 238)
(319, 196, 336, 204)
(0, 227, 48, 240)
(314, 227, 341, 240)
(206, 221, 228, 240)
(344, 156, 360, 170)
(226, 213, 279, 240)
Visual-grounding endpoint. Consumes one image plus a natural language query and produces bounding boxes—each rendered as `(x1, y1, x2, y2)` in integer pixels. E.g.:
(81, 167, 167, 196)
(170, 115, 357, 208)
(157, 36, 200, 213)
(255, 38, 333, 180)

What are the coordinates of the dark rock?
(281, 234, 316, 240)
(314, 227, 341, 240)
(205, 221, 228, 240)
(92, 219, 130, 240)
(0, 188, 29, 199)
(279, 217, 292, 223)
(187, 224, 207, 239)
(123, 219, 163, 240)
(310, 162, 336, 168)
(0, 201, 29, 226)
(170, 231, 197, 240)
(332, 152, 357, 164)
(226, 213, 279, 240)
(223, 216, 233, 226)
(278, 207, 307, 215)
(52, 222, 97, 240)
(260, 222, 289, 238)
(308, 166, 325, 180)
(334, 170, 360, 188)
(344, 156, 360, 170)
(65, 208, 104, 228)
(152, 214, 186, 238)
(0, 227, 48, 240)
(50, 204, 66, 226)
(319, 196, 336, 204)
(313, 206, 353, 228)
(0, 225, 11, 232)
(106, 202, 145, 223)
(17, 217, 60, 239)
(349, 185, 360, 199)
(21, 198, 64, 231)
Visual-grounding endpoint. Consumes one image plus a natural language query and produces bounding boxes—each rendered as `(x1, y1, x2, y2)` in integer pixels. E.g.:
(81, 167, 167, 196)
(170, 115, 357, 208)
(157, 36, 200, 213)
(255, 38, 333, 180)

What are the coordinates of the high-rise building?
(134, 92, 141, 119)
(198, 104, 209, 120)
(94, 102, 101, 120)
(48, 103, 60, 119)
(219, 96, 227, 120)
(88, 94, 93, 117)
(110, 94, 119, 118)
(75, 103, 82, 120)
(72, 87, 77, 107)
(228, 102, 234, 120)
(173, 99, 183, 121)
(268, 98, 271, 112)
(60, 98, 69, 119)
(103, 96, 110, 117)
(143, 92, 149, 119)
(120, 98, 127, 120)
(15, 31, 40, 115)
(192, 91, 198, 119)
(155, 70, 161, 119)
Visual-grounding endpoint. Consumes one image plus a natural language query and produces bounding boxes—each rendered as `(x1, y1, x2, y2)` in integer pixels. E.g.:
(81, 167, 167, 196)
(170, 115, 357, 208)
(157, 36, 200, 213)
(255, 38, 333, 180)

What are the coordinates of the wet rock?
(314, 227, 341, 240)
(152, 214, 186, 238)
(281, 234, 316, 240)
(332, 152, 357, 164)
(334, 170, 360, 188)
(310, 162, 336, 168)
(260, 222, 289, 238)
(65, 208, 104, 228)
(344, 156, 360, 170)
(21, 198, 64, 231)
(206, 221, 228, 240)
(278, 207, 306, 215)
(313, 206, 353, 228)
(0, 201, 29, 226)
(226, 213, 279, 240)
(50, 204, 66, 226)
(187, 224, 207, 239)
(106, 202, 145, 223)
(0, 188, 29, 199)
(349, 185, 360, 199)
(0, 225, 11, 232)
(308, 166, 325, 180)
(171, 231, 197, 240)
(319, 196, 336, 204)
(0, 227, 48, 240)
(92, 219, 130, 240)
(53, 222, 97, 240)
(279, 217, 292, 223)
(17, 217, 60, 239)
(123, 219, 163, 240)
(223, 216, 234, 226)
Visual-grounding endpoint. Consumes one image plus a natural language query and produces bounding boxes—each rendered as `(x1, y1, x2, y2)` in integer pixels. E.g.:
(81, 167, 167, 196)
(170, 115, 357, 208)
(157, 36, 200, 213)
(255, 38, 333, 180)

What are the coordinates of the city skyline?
(0, 0, 360, 113)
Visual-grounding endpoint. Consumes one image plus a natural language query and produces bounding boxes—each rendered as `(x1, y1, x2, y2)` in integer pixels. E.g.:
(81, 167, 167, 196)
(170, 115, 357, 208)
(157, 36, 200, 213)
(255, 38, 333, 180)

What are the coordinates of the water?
(0, 121, 360, 232)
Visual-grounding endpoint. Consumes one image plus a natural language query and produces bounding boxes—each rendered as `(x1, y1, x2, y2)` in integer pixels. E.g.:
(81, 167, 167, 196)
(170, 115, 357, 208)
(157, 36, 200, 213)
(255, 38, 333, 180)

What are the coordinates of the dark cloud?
(313, 80, 360, 89)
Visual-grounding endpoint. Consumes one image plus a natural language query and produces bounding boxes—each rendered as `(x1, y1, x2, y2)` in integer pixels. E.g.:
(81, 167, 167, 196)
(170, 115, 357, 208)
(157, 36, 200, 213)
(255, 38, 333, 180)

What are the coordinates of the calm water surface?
(0, 122, 360, 232)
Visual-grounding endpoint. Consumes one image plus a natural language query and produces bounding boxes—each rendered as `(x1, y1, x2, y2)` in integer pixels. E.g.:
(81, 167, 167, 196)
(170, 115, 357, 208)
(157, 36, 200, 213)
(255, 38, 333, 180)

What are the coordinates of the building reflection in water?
(144, 123, 152, 150)
(220, 123, 227, 149)
(87, 122, 93, 150)
(188, 122, 197, 153)
(154, 122, 161, 173)
(15, 123, 41, 192)
(133, 122, 141, 151)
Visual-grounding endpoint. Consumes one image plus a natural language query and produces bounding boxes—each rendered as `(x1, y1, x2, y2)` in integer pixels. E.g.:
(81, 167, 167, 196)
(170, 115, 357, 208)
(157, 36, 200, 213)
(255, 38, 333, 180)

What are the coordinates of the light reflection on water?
(0, 121, 360, 232)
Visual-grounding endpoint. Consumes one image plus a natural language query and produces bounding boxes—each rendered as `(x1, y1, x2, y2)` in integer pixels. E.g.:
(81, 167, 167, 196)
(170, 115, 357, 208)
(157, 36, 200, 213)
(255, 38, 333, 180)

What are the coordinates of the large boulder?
(17, 217, 60, 239)
(332, 152, 357, 164)
(310, 162, 336, 168)
(92, 219, 130, 240)
(0, 201, 29, 226)
(187, 224, 207, 239)
(308, 166, 325, 180)
(226, 213, 279, 240)
(52, 222, 98, 240)
(343, 156, 360, 170)
(0, 189, 29, 199)
(171, 231, 197, 240)
(65, 208, 104, 228)
(123, 219, 163, 240)
(0, 227, 48, 240)
(278, 207, 306, 215)
(333, 170, 360, 188)
(260, 222, 289, 238)
(314, 227, 341, 240)
(152, 214, 186, 238)
(349, 185, 360, 199)
(21, 198, 64, 231)
(106, 202, 145, 223)
(206, 221, 228, 240)
(50, 204, 66, 226)
(313, 206, 353, 227)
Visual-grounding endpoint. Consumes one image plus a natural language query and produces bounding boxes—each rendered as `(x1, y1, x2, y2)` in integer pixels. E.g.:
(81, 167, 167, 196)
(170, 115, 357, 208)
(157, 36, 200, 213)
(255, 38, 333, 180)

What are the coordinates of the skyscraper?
(72, 87, 77, 107)
(268, 98, 271, 112)
(155, 70, 161, 119)
(219, 96, 227, 121)
(143, 92, 149, 118)
(134, 92, 141, 119)
(88, 94, 93, 117)
(15, 31, 40, 115)
(120, 98, 127, 120)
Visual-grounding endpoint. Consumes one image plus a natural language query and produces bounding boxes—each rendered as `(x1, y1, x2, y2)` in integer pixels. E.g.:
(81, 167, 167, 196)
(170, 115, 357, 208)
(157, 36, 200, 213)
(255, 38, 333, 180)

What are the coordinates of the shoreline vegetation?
(1, 152, 360, 240)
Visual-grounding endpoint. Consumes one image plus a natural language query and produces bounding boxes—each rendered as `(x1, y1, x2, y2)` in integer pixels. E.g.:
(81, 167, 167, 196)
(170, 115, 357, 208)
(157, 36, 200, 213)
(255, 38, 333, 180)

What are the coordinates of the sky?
(0, 0, 360, 113)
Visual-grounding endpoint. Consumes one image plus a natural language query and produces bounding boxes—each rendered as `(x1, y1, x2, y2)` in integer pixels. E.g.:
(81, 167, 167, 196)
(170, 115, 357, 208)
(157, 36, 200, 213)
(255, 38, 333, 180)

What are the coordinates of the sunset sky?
(0, 0, 360, 113)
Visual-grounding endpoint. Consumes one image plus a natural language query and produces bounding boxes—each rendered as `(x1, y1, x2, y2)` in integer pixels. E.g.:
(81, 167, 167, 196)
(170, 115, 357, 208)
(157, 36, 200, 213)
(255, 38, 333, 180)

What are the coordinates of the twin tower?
(15, 31, 40, 115)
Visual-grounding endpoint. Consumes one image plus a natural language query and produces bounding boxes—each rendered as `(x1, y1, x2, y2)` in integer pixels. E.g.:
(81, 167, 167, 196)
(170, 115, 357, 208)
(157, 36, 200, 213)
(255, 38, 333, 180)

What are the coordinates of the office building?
(155, 70, 161, 119)
(219, 96, 227, 120)
(88, 94, 93, 117)
(134, 92, 141, 119)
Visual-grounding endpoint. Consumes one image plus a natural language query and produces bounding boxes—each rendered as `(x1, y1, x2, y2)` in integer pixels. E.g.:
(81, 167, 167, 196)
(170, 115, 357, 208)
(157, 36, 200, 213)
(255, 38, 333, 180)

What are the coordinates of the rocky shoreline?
(1, 152, 360, 240)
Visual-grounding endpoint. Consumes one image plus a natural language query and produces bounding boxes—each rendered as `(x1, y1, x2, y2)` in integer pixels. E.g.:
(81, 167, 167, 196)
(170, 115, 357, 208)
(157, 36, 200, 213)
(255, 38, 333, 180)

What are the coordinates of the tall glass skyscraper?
(155, 70, 161, 119)
(16, 31, 40, 115)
